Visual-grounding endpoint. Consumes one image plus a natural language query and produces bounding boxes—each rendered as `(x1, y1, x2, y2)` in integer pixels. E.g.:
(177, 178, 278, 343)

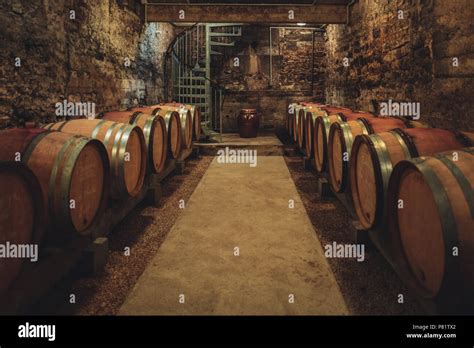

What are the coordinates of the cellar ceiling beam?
(145, 4, 347, 24)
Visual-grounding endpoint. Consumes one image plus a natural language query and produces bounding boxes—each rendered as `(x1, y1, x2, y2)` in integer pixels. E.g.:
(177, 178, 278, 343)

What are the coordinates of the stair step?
(177, 85, 207, 89)
(210, 50, 223, 55)
(209, 32, 241, 37)
(210, 41, 235, 47)
(177, 94, 209, 98)
(208, 23, 243, 28)
(179, 76, 206, 80)
(192, 68, 207, 72)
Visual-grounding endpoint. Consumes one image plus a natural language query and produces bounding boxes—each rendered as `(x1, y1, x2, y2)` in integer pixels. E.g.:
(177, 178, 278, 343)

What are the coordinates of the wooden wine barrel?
(0, 128, 109, 237)
(328, 117, 406, 193)
(387, 147, 474, 301)
(165, 103, 201, 141)
(0, 161, 45, 293)
(296, 103, 331, 149)
(350, 128, 471, 230)
(44, 119, 145, 199)
(100, 111, 167, 174)
(131, 106, 182, 159)
(312, 111, 373, 172)
(152, 104, 193, 149)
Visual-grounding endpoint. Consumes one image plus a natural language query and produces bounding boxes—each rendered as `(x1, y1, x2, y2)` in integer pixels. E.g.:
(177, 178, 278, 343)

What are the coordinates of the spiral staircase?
(164, 24, 242, 140)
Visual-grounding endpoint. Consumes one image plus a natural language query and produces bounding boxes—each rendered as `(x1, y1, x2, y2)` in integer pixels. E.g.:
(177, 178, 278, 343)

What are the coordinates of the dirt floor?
(283, 154, 426, 315)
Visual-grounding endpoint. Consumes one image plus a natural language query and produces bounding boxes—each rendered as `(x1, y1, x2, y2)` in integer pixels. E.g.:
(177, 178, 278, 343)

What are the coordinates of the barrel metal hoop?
(57, 121, 70, 132)
(112, 124, 129, 196)
(357, 117, 373, 134)
(390, 130, 412, 160)
(22, 131, 52, 164)
(336, 112, 347, 122)
(130, 112, 142, 124)
(91, 120, 107, 139)
(392, 128, 418, 158)
(436, 154, 474, 219)
(410, 157, 461, 297)
(339, 122, 353, 191)
(370, 134, 393, 222)
(42, 123, 54, 130)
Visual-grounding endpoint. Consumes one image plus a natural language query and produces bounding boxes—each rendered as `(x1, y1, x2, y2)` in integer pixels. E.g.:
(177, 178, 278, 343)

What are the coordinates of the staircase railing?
(163, 24, 227, 137)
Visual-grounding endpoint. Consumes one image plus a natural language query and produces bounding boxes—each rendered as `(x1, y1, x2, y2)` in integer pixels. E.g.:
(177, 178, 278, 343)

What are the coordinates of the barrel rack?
(0, 146, 198, 315)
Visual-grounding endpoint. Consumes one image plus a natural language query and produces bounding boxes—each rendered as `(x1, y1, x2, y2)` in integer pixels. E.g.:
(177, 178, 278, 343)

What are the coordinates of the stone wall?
(216, 26, 326, 132)
(0, 0, 175, 127)
(324, 0, 474, 131)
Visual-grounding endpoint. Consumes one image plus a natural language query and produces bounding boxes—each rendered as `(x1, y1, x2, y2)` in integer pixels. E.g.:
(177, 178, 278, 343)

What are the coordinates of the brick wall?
(215, 26, 326, 132)
(0, 0, 175, 127)
(324, 0, 474, 131)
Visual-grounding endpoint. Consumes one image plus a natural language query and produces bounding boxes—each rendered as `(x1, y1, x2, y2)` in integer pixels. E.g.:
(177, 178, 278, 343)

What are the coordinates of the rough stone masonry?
(0, 0, 175, 127)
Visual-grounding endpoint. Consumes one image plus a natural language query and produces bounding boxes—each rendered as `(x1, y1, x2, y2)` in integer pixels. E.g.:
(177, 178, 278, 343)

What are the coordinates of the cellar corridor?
(119, 156, 348, 315)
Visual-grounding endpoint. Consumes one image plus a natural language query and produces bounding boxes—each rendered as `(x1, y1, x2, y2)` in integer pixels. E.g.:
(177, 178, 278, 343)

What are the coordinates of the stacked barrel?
(0, 102, 201, 294)
(285, 101, 474, 309)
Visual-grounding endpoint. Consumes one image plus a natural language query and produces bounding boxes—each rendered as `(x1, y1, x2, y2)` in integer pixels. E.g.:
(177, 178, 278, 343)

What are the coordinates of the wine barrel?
(296, 103, 329, 149)
(0, 161, 44, 293)
(167, 103, 201, 141)
(387, 147, 474, 301)
(0, 128, 109, 237)
(100, 111, 167, 174)
(44, 119, 145, 199)
(328, 117, 406, 193)
(350, 128, 471, 230)
(130, 106, 182, 159)
(312, 111, 373, 171)
(152, 104, 193, 149)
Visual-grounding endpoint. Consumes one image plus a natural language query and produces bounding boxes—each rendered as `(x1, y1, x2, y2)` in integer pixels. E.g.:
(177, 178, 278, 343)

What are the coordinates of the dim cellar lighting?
(297, 23, 307, 26)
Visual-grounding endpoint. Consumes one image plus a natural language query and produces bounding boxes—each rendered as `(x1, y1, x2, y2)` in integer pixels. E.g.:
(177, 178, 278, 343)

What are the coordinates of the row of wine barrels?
(310, 110, 374, 165)
(387, 147, 474, 301)
(350, 128, 473, 229)
(151, 104, 193, 150)
(131, 106, 183, 159)
(0, 128, 109, 237)
(44, 119, 146, 199)
(164, 103, 201, 141)
(328, 117, 408, 193)
(99, 111, 167, 174)
(0, 161, 45, 293)
(294, 104, 349, 149)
